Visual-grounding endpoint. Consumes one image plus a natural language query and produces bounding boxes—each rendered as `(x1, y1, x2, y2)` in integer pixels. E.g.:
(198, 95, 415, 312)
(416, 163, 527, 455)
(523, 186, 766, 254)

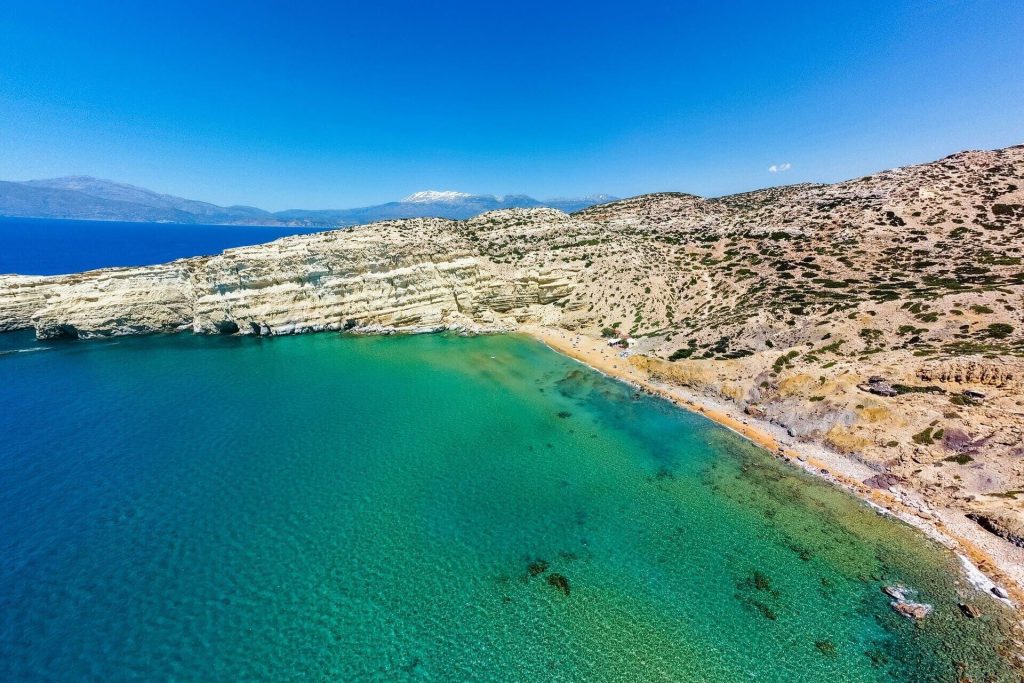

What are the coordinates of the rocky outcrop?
(30, 263, 195, 338)
(863, 473, 905, 490)
(919, 359, 1021, 388)
(858, 376, 899, 397)
(883, 585, 933, 620)
(0, 275, 58, 333)
(967, 514, 1024, 549)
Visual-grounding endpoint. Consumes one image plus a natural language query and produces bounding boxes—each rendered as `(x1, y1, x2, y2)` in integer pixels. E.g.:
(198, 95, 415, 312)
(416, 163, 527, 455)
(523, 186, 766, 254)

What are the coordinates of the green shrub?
(892, 384, 945, 395)
(912, 427, 936, 445)
(772, 351, 800, 373)
(669, 347, 695, 361)
(986, 323, 1014, 339)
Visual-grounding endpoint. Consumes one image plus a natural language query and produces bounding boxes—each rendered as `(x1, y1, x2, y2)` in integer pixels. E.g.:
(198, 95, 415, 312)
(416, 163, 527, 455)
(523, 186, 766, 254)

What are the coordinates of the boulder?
(858, 377, 898, 397)
(864, 473, 904, 490)
(892, 600, 933, 620)
(959, 602, 982, 619)
(745, 403, 766, 419)
(882, 584, 908, 601)
(883, 584, 932, 620)
(966, 513, 1024, 549)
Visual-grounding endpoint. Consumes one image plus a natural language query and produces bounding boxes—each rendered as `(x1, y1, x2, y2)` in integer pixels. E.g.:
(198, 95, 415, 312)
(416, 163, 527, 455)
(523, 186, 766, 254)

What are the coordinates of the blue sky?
(1, 1, 1022, 210)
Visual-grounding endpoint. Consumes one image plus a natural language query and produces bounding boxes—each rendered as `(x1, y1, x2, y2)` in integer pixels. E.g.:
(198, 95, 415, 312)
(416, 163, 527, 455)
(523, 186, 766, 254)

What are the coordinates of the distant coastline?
(0, 176, 615, 227)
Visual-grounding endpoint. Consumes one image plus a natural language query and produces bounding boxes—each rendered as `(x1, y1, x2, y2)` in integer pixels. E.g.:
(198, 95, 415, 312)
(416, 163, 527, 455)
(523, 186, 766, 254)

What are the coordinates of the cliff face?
(0, 215, 577, 338)
(2, 146, 1023, 562)
(0, 275, 56, 333)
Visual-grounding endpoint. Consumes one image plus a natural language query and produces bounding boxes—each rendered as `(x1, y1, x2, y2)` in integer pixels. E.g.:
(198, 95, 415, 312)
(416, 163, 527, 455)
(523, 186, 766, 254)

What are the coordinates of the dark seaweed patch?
(527, 559, 549, 577)
(547, 573, 570, 596)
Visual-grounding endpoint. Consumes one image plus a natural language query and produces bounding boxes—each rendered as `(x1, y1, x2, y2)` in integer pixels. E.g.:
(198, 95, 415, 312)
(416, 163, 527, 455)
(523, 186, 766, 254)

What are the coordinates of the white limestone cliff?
(0, 213, 576, 339)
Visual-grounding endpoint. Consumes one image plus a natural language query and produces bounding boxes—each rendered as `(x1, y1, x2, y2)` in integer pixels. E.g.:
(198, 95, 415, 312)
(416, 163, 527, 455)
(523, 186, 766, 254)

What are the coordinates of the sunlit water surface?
(0, 331, 1016, 681)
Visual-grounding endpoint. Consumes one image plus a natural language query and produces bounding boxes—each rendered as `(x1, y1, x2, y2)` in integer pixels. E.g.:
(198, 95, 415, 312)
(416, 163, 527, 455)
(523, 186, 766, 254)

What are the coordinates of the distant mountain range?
(0, 176, 616, 227)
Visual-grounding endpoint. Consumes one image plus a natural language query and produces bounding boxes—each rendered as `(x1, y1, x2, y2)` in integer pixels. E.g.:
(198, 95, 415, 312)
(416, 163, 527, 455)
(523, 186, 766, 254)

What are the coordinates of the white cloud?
(768, 163, 792, 173)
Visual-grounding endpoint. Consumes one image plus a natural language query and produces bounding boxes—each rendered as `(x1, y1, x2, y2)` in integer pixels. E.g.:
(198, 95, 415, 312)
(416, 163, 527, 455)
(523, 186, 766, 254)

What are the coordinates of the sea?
(0, 216, 324, 275)
(0, 218, 1017, 680)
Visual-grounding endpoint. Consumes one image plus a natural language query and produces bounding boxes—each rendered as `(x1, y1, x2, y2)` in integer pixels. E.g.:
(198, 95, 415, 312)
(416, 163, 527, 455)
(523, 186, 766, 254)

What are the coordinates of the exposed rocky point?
(884, 584, 933, 620)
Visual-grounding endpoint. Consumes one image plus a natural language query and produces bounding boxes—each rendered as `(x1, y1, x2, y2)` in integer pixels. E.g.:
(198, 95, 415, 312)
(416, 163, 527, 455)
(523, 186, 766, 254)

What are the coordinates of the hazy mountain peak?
(545, 193, 617, 203)
(401, 190, 477, 203)
(30, 175, 129, 186)
(24, 176, 157, 196)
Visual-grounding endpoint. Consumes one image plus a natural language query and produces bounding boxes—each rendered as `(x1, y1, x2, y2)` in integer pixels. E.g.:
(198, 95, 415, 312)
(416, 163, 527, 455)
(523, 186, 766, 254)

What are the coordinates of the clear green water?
(0, 331, 1016, 681)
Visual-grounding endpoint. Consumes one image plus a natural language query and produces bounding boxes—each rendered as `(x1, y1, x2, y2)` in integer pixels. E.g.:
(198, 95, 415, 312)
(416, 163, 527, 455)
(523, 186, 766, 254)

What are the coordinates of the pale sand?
(522, 325, 1024, 614)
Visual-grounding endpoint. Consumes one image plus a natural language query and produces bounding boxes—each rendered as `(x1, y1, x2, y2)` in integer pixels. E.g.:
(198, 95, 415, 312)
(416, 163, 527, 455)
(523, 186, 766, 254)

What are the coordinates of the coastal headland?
(2, 144, 1022, 618)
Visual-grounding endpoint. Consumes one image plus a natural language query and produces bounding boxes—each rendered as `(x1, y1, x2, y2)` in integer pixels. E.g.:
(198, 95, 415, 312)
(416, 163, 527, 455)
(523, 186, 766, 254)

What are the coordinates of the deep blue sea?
(0, 216, 325, 275)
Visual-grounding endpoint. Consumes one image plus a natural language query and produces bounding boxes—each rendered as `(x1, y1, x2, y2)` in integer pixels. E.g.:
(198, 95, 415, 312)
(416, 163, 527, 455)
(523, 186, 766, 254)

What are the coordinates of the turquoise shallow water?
(0, 331, 1016, 681)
